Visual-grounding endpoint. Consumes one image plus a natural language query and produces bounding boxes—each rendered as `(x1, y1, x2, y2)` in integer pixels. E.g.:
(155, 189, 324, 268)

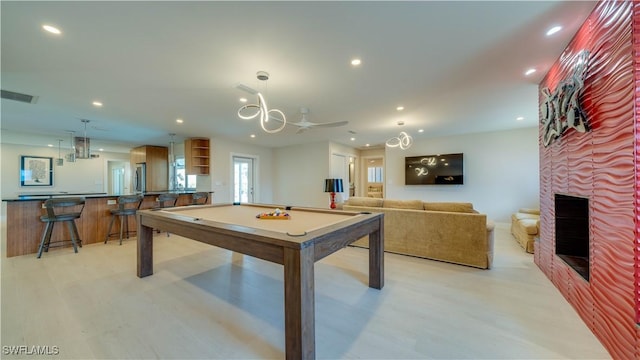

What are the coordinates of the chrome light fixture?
(56, 139, 64, 166)
(386, 131, 413, 150)
(237, 71, 287, 133)
(65, 131, 76, 162)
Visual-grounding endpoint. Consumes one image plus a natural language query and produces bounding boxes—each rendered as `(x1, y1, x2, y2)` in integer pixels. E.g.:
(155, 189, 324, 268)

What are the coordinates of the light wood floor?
(0, 224, 610, 359)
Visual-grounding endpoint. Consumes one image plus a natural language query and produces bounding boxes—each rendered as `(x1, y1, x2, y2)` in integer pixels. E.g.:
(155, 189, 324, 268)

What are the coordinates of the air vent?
(1, 90, 38, 104)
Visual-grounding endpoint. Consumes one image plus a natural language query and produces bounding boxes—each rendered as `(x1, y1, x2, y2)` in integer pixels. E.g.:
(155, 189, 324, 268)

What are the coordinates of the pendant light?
(65, 131, 76, 162)
(79, 119, 90, 159)
(169, 133, 176, 191)
(56, 139, 64, 166)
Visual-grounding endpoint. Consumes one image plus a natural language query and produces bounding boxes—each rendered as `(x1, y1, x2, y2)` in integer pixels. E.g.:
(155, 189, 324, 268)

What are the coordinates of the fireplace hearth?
(555, 194, 590, 281)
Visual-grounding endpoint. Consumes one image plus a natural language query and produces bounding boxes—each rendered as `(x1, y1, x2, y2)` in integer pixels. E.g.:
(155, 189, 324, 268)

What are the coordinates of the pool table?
(136, 203, 384, 359)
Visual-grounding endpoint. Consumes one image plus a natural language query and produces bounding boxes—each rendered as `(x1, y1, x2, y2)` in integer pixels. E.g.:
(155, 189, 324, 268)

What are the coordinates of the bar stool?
(105, 195, 143, 245)
(156, 193, 179, 236)
(37, 197, 85, 258)
(191, 192, 209, 205)
(157, 193, 179, 208)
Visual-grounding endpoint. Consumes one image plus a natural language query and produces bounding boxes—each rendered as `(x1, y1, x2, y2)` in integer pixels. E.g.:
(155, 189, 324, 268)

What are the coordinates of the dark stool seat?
(37, 197, 85, 258)
(105, 195, 143, 245)
(191, 192, 209, 205)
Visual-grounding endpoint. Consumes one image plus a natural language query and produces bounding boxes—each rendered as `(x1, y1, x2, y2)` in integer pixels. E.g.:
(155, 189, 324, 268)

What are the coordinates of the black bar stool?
(156, 193, 179, 236)
(37, 197, 85, 258)
(157, 193, 179, 208)
(104, 195, 143, 245)
(191, 192, 209, 205)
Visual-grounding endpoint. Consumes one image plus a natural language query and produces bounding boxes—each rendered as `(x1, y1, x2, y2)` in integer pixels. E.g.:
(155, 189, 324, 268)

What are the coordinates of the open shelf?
(185, 138, 210, 175)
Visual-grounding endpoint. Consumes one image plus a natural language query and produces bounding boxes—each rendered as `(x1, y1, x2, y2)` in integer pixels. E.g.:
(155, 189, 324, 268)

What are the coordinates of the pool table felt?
(159, 204, 358, 236)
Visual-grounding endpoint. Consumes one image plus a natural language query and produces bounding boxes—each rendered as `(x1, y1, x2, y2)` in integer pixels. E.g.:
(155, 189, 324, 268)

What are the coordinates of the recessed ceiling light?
(524, 68, 536, 76)
(516, 116, 524, 121)
(48, 144, 53, 147)
(42, 25, 61, 35)
(350, 137, 355, 141)
(92, 101, 103, 107)
(396, 106, 404, 111)
(546, 26, 562, 36)
(250, 134, 256, 138)
(176, 118, 184, 124)
(99, 148, 104, 152)
(240, 97, 247, 103)
(351, 58, 361, 66)
(365, 144, 370, 147)
(418, 129, 424, 133)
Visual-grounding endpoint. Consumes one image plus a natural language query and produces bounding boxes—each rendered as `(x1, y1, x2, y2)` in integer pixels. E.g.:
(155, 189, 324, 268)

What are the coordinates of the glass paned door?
(233, 156, 254, 203)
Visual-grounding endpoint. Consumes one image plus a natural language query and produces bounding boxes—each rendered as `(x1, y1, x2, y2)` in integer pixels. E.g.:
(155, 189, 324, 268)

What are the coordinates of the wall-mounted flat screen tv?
(405, 153, 463, 185)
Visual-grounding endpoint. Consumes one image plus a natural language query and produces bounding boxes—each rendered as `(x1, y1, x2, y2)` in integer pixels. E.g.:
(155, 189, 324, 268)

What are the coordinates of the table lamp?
(324, 178, 344, 209)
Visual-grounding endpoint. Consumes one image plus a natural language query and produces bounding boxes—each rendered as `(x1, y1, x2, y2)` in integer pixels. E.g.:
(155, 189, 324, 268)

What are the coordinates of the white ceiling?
(1, 1, 596, 151)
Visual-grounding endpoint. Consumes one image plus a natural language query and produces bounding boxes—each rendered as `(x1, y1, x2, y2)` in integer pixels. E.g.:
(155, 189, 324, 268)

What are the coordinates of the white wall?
(273, 141, 330, 208)
(385, 127, 539, 222)
(209, 137, 274, 204)
(1, 143, 130, 197)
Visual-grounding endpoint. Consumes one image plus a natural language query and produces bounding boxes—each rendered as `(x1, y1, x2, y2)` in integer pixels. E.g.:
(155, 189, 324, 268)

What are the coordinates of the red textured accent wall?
(537, 1, 638, 358)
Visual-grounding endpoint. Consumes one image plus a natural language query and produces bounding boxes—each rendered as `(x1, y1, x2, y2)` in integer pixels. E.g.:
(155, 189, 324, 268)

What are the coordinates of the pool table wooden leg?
(137, 220, 154, 278)
(369, 217, 384, 290)
(283, 245, 315, 360)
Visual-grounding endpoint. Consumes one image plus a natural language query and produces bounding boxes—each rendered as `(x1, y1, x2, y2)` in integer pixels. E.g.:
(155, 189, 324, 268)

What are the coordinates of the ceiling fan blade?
(295, 127, 308, 134)
(309, 120, 349, 128)
(235, 83, 258, 95)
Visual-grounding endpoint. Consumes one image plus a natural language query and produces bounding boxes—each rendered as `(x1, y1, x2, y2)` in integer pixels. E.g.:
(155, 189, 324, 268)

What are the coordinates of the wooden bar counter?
(2, 192, 211, 257)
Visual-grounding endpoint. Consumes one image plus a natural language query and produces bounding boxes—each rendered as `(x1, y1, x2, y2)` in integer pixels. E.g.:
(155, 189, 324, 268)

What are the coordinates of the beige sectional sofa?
(342, 197, 495, 269)
(510, 208, 540, 253)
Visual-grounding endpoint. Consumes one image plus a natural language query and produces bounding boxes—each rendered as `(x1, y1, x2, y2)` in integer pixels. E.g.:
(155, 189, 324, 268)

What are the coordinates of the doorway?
(233, 156, 255, 203)
(365, 157, 384, 198)
(107, 160, 130, 194)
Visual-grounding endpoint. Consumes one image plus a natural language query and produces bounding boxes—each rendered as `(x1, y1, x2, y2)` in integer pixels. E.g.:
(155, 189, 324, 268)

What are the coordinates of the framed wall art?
(20, 155, 53, 186)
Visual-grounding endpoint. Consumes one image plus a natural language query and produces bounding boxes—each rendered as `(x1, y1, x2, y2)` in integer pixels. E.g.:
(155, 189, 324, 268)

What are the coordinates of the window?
(175, 157, 197, 190)
(368, 167, 383, 183)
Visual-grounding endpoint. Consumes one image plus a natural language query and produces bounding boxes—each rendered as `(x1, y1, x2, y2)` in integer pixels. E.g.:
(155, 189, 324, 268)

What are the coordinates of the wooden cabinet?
(185, 138, 210, 175)
(130, 145, 168, 191)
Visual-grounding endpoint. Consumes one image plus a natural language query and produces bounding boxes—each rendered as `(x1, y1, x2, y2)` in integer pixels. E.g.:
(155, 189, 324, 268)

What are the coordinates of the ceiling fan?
(287, 107, 349, 134)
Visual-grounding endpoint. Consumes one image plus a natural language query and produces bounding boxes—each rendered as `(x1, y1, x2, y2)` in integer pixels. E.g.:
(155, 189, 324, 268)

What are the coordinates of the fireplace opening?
(555, 194, 590, 281)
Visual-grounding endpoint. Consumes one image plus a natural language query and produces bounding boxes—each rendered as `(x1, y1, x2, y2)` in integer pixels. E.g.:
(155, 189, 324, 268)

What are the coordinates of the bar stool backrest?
(42, 197, 86, 220)
(192, 192, 208, 205)
(158, 193, 179, 208)
(116, 195, 143, 215)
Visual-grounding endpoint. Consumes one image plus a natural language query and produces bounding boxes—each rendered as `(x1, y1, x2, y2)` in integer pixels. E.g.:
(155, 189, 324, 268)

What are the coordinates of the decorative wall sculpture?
(540, 50, 590, 146)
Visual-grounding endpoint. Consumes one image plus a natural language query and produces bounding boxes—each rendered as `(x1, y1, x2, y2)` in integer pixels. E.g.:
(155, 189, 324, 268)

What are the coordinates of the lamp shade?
(324, 178, 344, 193)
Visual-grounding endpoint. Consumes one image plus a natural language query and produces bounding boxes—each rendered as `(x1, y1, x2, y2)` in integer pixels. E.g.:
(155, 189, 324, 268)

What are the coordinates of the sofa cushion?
(519, 219, 539, 235)
(383, 199, 424, 210)
(345, 197, 383, 207)
(423, 202, 475, 213)
(513, 212, 540, 221)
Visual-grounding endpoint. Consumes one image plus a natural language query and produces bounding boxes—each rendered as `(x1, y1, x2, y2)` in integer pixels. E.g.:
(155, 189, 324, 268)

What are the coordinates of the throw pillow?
(346, 197, 383, 207)
(423, 202, 475, 213)
(383, 199, 424, 210)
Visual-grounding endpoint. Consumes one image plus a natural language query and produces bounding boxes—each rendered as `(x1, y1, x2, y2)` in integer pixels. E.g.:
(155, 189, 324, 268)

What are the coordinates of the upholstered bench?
(510, 208, 539, 253)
